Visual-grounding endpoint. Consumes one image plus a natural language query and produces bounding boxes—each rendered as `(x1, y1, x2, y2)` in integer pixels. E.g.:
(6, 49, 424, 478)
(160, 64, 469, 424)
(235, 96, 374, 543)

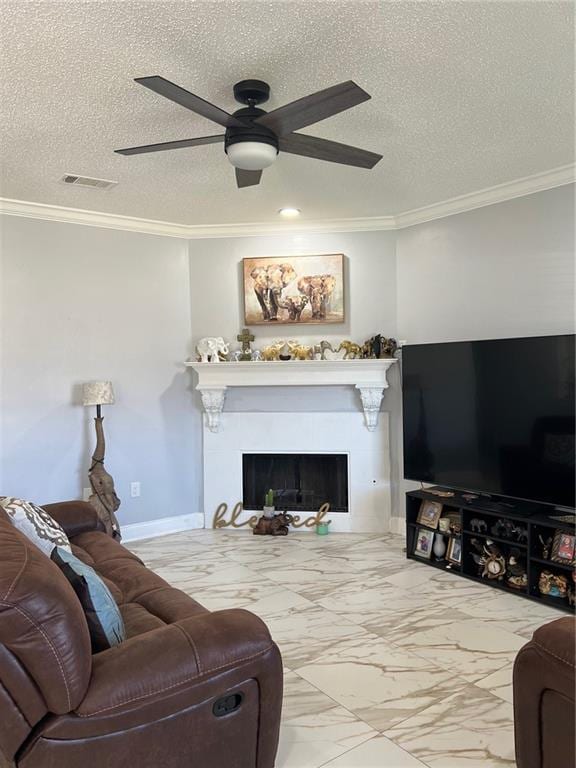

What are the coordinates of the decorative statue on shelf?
(469, 518, 488, 534)
(236, 328, 255, 361)
(262, 340, 285, 361)
(196, 337, 229, 363)
(338, 340, 362, 359)
(491, 518, 515, 539)
(288, 341, 312, 360)
(538, 570, 568, 598)
(362, 335, 398, 359)
(320, 341, 346, 360)
(539, 534, 553, 559)
(506, 548, 528, 590)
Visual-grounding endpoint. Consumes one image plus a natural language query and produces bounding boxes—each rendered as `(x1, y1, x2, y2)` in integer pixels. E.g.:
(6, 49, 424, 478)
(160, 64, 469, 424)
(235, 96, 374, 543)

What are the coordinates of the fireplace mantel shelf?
(185, 359, 397, 432)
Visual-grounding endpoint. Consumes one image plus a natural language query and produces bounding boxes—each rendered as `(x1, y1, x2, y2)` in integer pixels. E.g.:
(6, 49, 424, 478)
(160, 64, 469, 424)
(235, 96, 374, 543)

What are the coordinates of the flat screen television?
(402, 334, 575, 509)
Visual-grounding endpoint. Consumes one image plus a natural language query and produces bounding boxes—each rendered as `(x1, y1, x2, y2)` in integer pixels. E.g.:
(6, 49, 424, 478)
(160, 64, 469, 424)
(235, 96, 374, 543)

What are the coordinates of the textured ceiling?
(0, 1, 573, 225)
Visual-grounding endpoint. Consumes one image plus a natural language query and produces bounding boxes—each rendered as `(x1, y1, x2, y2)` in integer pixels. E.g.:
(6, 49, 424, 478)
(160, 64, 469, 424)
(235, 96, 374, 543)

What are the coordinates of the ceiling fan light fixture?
(226, 141, 278, 171)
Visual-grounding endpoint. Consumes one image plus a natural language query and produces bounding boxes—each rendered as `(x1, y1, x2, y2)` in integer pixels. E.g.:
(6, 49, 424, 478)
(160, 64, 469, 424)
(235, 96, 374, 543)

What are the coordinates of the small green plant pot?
(316, 521, 331, 536)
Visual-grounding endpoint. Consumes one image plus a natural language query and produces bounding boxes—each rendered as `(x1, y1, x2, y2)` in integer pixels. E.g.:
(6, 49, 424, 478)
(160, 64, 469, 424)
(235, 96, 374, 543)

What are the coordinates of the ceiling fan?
(115, 77, 382, 188)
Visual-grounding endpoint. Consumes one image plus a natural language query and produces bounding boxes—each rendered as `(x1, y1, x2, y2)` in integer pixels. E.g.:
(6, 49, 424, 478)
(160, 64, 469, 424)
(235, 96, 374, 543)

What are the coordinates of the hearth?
(242, 453, 349, 514)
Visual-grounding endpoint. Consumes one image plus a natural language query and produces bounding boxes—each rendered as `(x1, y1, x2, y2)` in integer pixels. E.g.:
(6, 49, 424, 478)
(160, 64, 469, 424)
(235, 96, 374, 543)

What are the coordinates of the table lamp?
(82, 381, 121, 540)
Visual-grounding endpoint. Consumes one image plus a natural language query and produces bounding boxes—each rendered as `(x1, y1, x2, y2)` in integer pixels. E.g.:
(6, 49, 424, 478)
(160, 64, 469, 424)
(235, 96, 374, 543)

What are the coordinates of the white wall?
(0, 216, 196, 527)
(397, 185, 575, 343)
(188, 229, 402, 517)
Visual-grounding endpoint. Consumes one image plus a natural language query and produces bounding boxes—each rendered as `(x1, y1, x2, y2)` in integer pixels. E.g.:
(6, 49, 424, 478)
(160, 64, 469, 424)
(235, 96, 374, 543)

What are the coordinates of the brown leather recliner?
(0, 501, 282, 768)
(513, 616, 575, 768)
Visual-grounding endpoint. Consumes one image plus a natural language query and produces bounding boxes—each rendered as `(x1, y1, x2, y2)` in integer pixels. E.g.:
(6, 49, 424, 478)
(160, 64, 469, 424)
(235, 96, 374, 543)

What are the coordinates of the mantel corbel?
(186, 359, 397, 433)
(355, 385, 386, 431)
(199, 387, 227, 433)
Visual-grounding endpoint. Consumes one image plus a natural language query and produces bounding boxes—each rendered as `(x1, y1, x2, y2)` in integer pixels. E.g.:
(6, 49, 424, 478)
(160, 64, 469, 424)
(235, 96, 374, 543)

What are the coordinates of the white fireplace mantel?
(185, 359, 397, 433)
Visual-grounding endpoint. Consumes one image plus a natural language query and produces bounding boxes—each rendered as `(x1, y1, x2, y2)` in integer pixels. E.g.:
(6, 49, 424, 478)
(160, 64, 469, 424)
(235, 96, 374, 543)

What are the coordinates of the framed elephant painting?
(243, 253, 345, 325)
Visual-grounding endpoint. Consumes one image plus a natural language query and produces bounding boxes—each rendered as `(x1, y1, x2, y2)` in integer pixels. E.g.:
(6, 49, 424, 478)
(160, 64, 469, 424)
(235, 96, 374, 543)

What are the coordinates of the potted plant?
(263, 489, 275, 519)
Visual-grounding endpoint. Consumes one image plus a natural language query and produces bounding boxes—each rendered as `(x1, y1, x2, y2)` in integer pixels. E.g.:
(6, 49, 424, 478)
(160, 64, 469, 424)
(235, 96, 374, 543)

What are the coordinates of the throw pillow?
(0, 496, 71, 556)
(51, 547, 126, 653)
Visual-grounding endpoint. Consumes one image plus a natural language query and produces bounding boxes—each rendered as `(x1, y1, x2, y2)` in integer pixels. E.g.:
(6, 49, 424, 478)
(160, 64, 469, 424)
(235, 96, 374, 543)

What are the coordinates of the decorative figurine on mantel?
(196, 337, 229, 363)
(237, 328, 255, 361)
(362, 335, 398, 359)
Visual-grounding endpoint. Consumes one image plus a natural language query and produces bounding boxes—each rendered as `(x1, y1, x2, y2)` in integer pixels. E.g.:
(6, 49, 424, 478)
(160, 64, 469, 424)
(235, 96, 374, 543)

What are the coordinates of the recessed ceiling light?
(278, 207, 301, 218)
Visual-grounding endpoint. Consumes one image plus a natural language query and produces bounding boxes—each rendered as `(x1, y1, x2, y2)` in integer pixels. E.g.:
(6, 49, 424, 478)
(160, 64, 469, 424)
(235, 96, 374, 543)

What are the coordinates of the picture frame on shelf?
(416, 500, 443, 530)
(550, 530, 576, 565)
(413, 527, 434, 559)
(447, 536, 462, 565)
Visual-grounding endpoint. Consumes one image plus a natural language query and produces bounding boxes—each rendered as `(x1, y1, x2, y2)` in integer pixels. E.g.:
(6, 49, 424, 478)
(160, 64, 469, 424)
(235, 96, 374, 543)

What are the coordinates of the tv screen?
(402, 334, 575, 508)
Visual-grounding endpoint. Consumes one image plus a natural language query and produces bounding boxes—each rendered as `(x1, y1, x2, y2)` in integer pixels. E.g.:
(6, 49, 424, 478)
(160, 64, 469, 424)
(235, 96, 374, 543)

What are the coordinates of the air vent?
(60, 174, 118, 190)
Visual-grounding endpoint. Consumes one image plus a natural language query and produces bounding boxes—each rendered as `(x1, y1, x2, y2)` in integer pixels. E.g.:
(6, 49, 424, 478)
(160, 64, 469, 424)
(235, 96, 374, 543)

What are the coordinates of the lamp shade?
(82, 381, 115, 407)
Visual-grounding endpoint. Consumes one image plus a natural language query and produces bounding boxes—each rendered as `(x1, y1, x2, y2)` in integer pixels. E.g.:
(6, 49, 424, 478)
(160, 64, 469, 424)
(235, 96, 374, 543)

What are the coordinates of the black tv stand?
(406, 487, 575, 614)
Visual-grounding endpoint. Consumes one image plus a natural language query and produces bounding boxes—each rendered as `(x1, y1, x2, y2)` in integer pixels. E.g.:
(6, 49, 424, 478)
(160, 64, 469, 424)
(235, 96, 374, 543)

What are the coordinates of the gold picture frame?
(242, 253, 345, 325)
(413, 527, 434, 559)
(416, 500, 443, 530)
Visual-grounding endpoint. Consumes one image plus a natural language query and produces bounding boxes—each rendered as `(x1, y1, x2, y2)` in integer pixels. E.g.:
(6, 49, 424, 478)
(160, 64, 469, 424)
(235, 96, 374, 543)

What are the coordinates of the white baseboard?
(389, 517, 405, 535)
(121, 513, 204, 542)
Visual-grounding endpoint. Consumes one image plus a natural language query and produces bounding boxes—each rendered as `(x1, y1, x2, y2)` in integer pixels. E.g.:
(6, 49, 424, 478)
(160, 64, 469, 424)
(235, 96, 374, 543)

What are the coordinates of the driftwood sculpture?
(88, 416, 122, 540)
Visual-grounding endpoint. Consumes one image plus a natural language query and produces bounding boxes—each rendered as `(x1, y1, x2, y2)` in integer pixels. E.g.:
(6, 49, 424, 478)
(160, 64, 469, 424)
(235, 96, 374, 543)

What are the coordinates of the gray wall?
(395, 184, 575, 507)
(1, 184, 573, 526)
(397, 185, 575, 343)
(0, 216, 195, 526)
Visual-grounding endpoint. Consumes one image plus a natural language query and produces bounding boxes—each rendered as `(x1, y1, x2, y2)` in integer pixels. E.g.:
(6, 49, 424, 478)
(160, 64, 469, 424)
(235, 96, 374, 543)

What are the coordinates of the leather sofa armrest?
(531, 616, 576, 670)
(43, 500, 105, 538)
(513, 617, 575, 768)
(76, 609, 276, 718)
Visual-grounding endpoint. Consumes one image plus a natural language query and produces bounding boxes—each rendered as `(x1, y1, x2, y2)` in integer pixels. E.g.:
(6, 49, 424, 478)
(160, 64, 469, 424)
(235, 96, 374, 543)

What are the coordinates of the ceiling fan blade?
(255, 81, 370, 136)
(115, 134, 225, 156)
(279, 133, 382, 169)
(235, 168, 262, 188)
(134, 76, 244, 128)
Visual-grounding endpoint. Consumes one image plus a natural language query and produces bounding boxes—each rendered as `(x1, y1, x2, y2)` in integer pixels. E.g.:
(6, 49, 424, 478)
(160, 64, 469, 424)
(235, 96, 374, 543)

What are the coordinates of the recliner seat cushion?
(69, 531, 208, 641)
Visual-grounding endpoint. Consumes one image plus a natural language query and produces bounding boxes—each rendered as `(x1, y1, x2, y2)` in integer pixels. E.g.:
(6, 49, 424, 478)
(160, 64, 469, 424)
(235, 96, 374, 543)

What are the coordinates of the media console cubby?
(406, 488, 576, 614)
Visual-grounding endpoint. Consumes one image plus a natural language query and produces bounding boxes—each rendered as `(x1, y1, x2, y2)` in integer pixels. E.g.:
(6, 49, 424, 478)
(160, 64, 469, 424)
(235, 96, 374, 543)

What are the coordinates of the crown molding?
(184, 215, 397, 238)
(0, 198, 191, 238)
(394, 164, 575, 229)
(0, 163, 573, 238)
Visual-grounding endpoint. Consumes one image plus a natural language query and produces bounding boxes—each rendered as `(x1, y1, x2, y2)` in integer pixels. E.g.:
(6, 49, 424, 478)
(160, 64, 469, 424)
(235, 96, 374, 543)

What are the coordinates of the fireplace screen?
(242, 453, 349, 514)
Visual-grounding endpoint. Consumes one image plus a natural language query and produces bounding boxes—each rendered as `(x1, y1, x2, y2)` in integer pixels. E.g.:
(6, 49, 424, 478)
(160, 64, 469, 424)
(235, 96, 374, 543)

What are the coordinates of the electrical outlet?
(83, 487, 91, 502)
(130, 482, 141, 498)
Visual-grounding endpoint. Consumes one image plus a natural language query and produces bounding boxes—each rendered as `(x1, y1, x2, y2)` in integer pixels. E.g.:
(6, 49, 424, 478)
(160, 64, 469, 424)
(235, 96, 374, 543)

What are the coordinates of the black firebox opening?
(242, 453, 349, 514)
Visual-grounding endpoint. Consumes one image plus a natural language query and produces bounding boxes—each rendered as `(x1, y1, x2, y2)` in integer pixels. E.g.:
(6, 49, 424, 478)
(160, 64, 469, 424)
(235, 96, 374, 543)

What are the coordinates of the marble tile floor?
(130, 530, 561, 768)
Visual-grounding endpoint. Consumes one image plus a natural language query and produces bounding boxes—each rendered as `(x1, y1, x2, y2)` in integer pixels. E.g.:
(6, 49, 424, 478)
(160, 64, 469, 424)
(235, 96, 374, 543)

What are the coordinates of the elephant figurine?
(262, 340, 285, 361)
(250, 263, 296, 321)
(288, 341, 312, 360)
(338, 340, 362, 359)
(297, 275, 336, 320)
(196, 336, 229, 363)
(469, 518, 488, 534)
